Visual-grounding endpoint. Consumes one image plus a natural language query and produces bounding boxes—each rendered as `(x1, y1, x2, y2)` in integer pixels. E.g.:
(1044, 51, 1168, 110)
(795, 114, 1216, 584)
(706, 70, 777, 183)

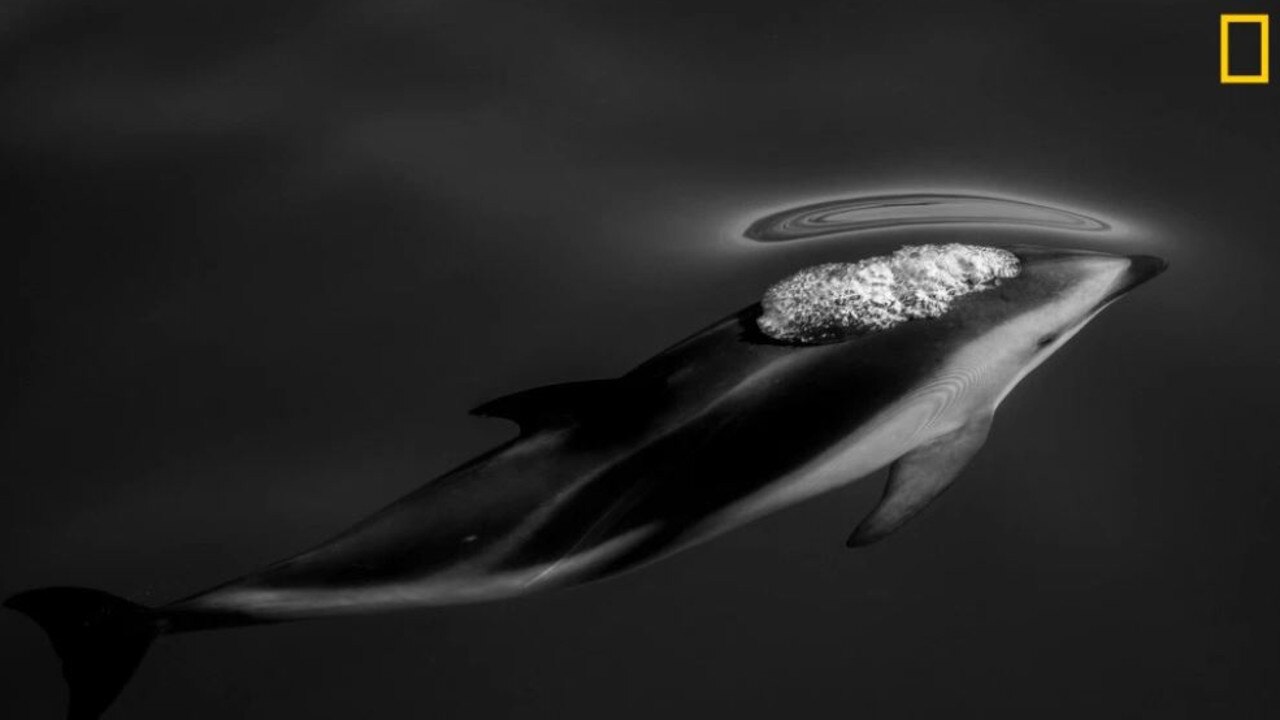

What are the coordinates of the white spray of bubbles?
(758, 244, 1021, 343)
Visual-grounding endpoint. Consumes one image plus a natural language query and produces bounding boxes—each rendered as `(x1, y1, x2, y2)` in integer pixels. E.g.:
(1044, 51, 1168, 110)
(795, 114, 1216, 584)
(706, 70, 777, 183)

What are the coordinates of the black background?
(4, 1, 1279, 717)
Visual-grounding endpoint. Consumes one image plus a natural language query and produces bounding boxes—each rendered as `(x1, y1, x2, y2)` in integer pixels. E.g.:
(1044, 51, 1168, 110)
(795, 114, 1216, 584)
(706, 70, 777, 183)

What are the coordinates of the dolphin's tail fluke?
(5, 587, 159, 720)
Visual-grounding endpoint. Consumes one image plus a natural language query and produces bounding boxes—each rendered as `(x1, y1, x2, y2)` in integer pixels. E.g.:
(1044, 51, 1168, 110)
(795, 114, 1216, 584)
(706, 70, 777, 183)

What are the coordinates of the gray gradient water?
(4, 1, 1280, 718)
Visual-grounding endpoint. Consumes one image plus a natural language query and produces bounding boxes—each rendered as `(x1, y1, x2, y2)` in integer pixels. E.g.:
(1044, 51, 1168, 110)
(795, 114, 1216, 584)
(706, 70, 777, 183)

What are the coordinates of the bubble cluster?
(758, 244, 1020, 343)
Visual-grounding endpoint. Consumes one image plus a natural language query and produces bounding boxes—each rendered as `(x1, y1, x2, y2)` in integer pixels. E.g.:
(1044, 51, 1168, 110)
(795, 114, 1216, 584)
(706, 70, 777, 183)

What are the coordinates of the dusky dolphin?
(6, 244, 1166, 719)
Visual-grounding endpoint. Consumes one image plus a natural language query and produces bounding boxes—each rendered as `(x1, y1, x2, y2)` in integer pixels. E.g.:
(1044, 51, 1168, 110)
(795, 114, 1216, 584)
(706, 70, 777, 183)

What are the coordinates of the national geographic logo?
(1221, 14, 1270, 83)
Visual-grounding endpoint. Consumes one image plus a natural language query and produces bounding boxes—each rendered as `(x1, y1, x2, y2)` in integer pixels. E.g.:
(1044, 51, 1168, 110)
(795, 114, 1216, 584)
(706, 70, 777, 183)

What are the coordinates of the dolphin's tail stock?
(5, 587, 159, 720)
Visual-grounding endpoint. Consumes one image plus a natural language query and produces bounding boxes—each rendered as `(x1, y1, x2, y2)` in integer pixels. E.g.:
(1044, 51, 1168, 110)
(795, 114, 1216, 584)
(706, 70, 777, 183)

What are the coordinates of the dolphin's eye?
(1036, 332, 1060, 349)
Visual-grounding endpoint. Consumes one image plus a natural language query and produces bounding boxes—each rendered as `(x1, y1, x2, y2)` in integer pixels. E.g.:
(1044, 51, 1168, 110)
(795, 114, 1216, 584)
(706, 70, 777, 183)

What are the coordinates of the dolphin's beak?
(1121, 254, 1169, 292)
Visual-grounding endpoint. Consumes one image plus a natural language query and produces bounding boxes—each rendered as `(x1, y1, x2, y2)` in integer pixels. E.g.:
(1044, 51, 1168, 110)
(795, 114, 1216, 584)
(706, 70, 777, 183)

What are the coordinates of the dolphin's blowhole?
(758, 244, 1021, 343)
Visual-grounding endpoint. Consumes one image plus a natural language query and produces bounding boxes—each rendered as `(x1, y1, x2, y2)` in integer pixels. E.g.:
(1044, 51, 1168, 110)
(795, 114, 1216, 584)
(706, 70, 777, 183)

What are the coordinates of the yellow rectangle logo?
(1221, 14, 1270, 84)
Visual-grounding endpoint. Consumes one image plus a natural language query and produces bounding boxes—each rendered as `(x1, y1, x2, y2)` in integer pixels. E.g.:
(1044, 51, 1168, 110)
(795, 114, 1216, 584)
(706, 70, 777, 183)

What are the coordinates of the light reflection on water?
(743, 192, 1111, 242)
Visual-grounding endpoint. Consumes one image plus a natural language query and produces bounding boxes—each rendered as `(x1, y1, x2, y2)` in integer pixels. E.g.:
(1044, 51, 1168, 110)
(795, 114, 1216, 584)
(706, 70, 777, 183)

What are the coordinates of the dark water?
(4, 1, 1279, 717)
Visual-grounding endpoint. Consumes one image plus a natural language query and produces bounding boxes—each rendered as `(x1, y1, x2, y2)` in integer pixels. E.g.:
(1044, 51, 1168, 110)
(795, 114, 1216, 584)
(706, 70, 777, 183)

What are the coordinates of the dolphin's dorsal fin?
(847, 415, 993, 547)
(471, 379, 632, 433)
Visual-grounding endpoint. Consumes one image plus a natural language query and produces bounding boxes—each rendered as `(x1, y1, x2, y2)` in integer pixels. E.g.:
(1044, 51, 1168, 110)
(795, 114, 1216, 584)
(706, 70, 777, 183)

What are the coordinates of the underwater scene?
(3, 1, 1279, 718)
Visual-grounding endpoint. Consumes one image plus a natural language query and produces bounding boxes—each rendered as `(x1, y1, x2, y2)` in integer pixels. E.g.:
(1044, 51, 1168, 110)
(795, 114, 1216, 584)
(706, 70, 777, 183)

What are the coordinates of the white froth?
(758, 244, 1020, 343)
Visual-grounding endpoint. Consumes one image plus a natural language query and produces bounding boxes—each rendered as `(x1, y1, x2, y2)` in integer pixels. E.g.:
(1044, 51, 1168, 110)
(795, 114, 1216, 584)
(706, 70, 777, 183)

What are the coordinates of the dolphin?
(6, 244, 1165, 719)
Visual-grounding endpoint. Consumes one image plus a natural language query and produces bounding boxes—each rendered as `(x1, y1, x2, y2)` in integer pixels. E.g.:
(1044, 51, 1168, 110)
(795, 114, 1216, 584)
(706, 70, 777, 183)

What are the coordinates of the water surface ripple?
(744, 193, 1110, 242)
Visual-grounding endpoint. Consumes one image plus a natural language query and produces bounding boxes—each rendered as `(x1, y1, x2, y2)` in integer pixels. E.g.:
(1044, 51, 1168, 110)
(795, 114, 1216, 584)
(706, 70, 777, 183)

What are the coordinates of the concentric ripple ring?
(744, 193, 1110, 242)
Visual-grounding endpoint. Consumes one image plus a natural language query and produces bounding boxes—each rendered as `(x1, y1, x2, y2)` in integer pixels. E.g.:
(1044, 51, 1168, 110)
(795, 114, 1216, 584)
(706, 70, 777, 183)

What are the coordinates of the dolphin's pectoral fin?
(471, 379, 643, 433)
(846, 415, 993, 548)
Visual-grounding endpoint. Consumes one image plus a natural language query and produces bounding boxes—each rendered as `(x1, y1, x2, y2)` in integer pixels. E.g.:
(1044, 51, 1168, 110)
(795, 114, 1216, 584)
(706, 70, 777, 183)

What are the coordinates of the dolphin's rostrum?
(6, 244, 1166, 719)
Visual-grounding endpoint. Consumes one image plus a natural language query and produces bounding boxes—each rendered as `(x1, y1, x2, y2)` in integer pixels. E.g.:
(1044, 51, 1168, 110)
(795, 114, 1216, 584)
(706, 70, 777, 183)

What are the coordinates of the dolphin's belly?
(703, 351, 1014, 539)
(690, 398, 930, 541)
(172, 430, 642, 618)
(181, 530, 652, 619)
